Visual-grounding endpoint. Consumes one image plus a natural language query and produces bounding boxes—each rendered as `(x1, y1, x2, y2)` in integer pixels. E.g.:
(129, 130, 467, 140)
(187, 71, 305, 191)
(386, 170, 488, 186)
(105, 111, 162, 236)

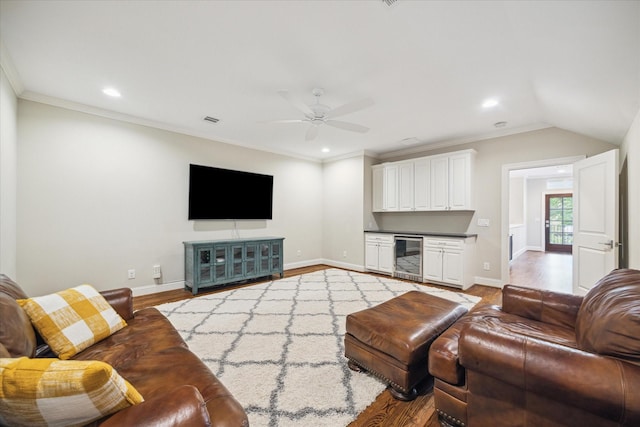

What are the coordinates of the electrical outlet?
(483, 262, 490, 271)
(296, 250, 302, 258)
(343, 250, 347, 258)
(127, 269, 136, 279)
(477, 218, 490, 227)
(152, 265, 161, 279)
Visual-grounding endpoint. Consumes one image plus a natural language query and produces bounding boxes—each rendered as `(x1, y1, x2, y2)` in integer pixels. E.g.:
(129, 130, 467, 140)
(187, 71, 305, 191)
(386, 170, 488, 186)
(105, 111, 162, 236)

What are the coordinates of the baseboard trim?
(320, 259, 365, 272)
(131, 280, 185, 297)
(473, 276, 504, 288)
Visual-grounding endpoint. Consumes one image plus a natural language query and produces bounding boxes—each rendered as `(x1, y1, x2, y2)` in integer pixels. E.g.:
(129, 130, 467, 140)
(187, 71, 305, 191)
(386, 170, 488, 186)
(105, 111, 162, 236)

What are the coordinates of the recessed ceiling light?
(482, 98, 499, 109)
(321, 147, 331, 153)
(102, 87, 121, 98)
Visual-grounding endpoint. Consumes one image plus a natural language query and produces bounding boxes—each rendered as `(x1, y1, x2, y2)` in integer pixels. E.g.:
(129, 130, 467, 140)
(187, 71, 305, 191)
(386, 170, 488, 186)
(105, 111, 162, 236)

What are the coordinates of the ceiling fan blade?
(305, 125, 319, 141)
(325, 120, 369, 133)
(263, 119, 307, 124)
(325, 98, 374, 119)
(278, 90, 314, 116)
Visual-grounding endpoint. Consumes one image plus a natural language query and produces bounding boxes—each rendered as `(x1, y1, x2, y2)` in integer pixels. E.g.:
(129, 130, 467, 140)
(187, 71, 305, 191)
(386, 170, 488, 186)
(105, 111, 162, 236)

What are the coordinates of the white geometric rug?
(156, 268, 480, 427)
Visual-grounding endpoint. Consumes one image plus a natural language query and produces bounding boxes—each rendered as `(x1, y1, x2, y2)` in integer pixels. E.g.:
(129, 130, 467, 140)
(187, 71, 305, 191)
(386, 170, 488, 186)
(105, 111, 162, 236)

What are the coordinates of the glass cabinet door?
(245, 244, 257, 276)
(213, 246, 228, 282)
(197, 247, 214, 284)
(260, 243, 271, 272)
(231, 244, 244, 278)
(271, 242, 282, 271)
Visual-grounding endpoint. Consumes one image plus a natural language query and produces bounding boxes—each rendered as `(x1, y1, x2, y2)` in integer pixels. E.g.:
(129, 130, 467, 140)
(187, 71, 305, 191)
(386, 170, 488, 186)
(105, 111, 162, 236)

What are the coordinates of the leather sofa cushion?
(73, 307, 187, 367)
(0, 275, 37, 358)
(576, 268, 640, 365)
(429, 304, 577, 385)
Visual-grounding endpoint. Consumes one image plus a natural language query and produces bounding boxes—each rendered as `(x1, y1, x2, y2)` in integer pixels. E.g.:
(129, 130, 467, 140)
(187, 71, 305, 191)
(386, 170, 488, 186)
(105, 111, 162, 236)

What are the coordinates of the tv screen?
(188, 164, 273, 220)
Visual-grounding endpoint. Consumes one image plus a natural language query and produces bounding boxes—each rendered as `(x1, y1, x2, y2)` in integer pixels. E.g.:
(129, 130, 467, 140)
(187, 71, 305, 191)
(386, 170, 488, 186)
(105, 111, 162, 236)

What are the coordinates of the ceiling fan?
(270, 88, 374, 141)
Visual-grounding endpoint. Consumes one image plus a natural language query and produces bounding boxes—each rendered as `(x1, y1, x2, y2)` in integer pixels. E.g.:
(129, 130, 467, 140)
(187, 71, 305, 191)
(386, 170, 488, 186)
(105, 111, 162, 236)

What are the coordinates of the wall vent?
(203, 116, 220, 123)
(382, 0, 399, 7)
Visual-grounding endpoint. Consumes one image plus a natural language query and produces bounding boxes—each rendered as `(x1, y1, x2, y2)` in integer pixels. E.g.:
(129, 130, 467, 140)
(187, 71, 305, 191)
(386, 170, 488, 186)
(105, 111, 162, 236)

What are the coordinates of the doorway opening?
(501, 156, 584, 293)
(545, 193, 573, 253)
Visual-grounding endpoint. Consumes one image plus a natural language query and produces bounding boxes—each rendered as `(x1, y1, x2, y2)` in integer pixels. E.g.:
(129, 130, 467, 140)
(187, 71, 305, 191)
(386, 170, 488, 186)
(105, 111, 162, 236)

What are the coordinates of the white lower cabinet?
(423, 237, 475, 289)
(364, 233, 394, 274)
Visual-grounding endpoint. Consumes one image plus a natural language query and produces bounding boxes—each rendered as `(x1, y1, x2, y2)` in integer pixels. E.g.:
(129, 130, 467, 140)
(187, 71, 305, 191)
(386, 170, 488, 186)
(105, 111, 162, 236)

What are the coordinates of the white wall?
(17, 100, 324, 296)
(0, 67, 18, 278)
(322, 155, 366, 270)
(509, 176, 525, 225)
(377, 127, 616, 284)
(620, 107, 640, 268)
(525, 177, 573, 251)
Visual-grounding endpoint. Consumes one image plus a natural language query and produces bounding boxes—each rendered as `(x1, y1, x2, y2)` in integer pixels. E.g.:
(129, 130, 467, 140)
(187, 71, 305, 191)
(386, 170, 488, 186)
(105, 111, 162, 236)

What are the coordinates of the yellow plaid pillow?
(18, 285, 127, 359)
(0, 357, 143, 427)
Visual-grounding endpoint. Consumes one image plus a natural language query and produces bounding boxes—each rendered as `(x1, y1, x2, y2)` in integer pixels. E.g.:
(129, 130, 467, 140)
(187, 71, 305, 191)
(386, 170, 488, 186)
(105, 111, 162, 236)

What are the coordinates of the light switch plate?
(477, 218, 490, 227)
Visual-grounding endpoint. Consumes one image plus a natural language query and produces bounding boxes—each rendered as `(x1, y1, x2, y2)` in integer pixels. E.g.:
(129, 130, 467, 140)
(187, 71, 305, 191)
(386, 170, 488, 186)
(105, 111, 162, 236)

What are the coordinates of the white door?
(448, 152, 472, 210)
(378, 243, 394, 274)
(573, 149, 619, 295)
(430, 156, 449, 210)
(372, 167, 384, 212)
(365, 242, 379, 270)
(397, 162, 415, 211)
(423, 247, 443, 282)
(442, 249, 463, 286)
(414, 158, 430, 210)
(384, 165, 398, 211)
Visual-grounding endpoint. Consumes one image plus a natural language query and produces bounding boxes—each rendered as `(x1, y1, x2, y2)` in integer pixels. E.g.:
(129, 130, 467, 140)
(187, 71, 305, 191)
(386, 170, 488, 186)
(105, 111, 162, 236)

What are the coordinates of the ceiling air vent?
(203, 116, 220, 123)
(382, 0, 399, 7)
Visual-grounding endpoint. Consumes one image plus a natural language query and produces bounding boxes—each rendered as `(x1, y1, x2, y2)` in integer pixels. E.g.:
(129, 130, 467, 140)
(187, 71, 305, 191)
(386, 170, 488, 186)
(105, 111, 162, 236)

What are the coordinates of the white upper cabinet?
(384, 164, 398, 211)
(372, 149, 475, 213)
(430, 150, 475, 211)
(372, 166, 384, 212)
(413, 157, 430, 211)
(397, 161, 414, 211)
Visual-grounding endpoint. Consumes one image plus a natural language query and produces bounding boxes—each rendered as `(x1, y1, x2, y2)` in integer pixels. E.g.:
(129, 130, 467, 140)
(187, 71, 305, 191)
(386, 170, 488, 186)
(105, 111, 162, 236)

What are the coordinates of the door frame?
(501, 155, 585, 287)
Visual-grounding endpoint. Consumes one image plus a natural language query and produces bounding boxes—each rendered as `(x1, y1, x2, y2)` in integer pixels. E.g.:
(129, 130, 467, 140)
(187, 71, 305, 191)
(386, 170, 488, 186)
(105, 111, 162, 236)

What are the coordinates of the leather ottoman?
(345, 291, 468, 400)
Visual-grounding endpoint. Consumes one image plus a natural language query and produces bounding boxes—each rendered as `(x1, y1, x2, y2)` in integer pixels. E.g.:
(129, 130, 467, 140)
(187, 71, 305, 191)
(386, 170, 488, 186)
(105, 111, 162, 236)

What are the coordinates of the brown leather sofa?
(0, 274, 249, 427)
(429, 268, 640, 427)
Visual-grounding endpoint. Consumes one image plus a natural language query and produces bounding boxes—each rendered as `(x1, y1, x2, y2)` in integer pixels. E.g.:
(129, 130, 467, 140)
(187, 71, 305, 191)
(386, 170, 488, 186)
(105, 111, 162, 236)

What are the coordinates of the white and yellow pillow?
(18, 285, 126, 359)
(0, 357, 143, 427)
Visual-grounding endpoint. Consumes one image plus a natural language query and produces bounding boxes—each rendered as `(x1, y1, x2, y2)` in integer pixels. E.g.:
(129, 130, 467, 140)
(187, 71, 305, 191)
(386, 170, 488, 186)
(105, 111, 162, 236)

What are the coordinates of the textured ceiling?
(1, 0, 639, 160)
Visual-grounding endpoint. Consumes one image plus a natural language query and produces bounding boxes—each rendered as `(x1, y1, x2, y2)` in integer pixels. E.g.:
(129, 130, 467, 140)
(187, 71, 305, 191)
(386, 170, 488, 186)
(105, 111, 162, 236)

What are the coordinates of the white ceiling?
(1, 0, 639, 161)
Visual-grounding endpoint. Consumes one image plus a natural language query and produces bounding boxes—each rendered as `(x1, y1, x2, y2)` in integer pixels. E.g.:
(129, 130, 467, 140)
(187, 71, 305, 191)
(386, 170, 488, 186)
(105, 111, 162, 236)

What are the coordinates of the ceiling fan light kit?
(271, 88, 374, 141)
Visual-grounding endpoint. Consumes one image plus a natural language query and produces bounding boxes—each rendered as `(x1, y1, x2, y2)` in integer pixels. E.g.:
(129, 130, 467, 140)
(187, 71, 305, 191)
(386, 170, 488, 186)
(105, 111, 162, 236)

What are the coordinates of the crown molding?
(377, 123, 553, 160)
(0, 39, 24, 95)
(19, 91, 325, 164)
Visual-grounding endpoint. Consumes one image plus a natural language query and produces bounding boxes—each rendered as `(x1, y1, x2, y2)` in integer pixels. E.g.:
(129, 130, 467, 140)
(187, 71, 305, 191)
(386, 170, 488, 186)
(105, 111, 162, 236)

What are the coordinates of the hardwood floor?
(509, 250, 572, 293)
(133, 265, 502, 427)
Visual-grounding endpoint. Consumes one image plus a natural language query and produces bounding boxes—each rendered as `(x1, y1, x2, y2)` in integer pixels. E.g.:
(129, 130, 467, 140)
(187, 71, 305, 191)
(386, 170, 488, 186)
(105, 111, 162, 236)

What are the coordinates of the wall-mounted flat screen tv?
(188, 164, 273, 220)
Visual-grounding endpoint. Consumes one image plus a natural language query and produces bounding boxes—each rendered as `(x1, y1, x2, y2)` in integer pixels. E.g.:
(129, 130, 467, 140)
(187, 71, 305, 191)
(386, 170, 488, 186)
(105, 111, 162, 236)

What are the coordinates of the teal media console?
(184, 237, 284, 295)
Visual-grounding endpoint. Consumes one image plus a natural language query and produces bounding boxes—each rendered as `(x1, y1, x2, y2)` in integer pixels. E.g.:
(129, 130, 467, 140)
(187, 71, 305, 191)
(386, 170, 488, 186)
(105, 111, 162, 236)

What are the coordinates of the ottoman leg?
(389, 385, 418, 401)
(348, 359, 365, 372)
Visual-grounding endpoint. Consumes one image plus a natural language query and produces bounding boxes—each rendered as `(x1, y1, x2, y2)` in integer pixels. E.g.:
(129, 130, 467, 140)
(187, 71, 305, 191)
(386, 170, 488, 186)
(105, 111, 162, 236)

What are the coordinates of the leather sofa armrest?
(502, 285, 583, 329)
(98, 385, 211, 427)
(99, 288, 134, 321)
(459, 324, 640, 424)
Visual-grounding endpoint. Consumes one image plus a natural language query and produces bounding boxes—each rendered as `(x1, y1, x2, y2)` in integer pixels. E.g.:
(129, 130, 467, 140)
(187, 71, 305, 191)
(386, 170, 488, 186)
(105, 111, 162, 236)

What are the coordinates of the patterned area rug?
(156, 269, 480, 427)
